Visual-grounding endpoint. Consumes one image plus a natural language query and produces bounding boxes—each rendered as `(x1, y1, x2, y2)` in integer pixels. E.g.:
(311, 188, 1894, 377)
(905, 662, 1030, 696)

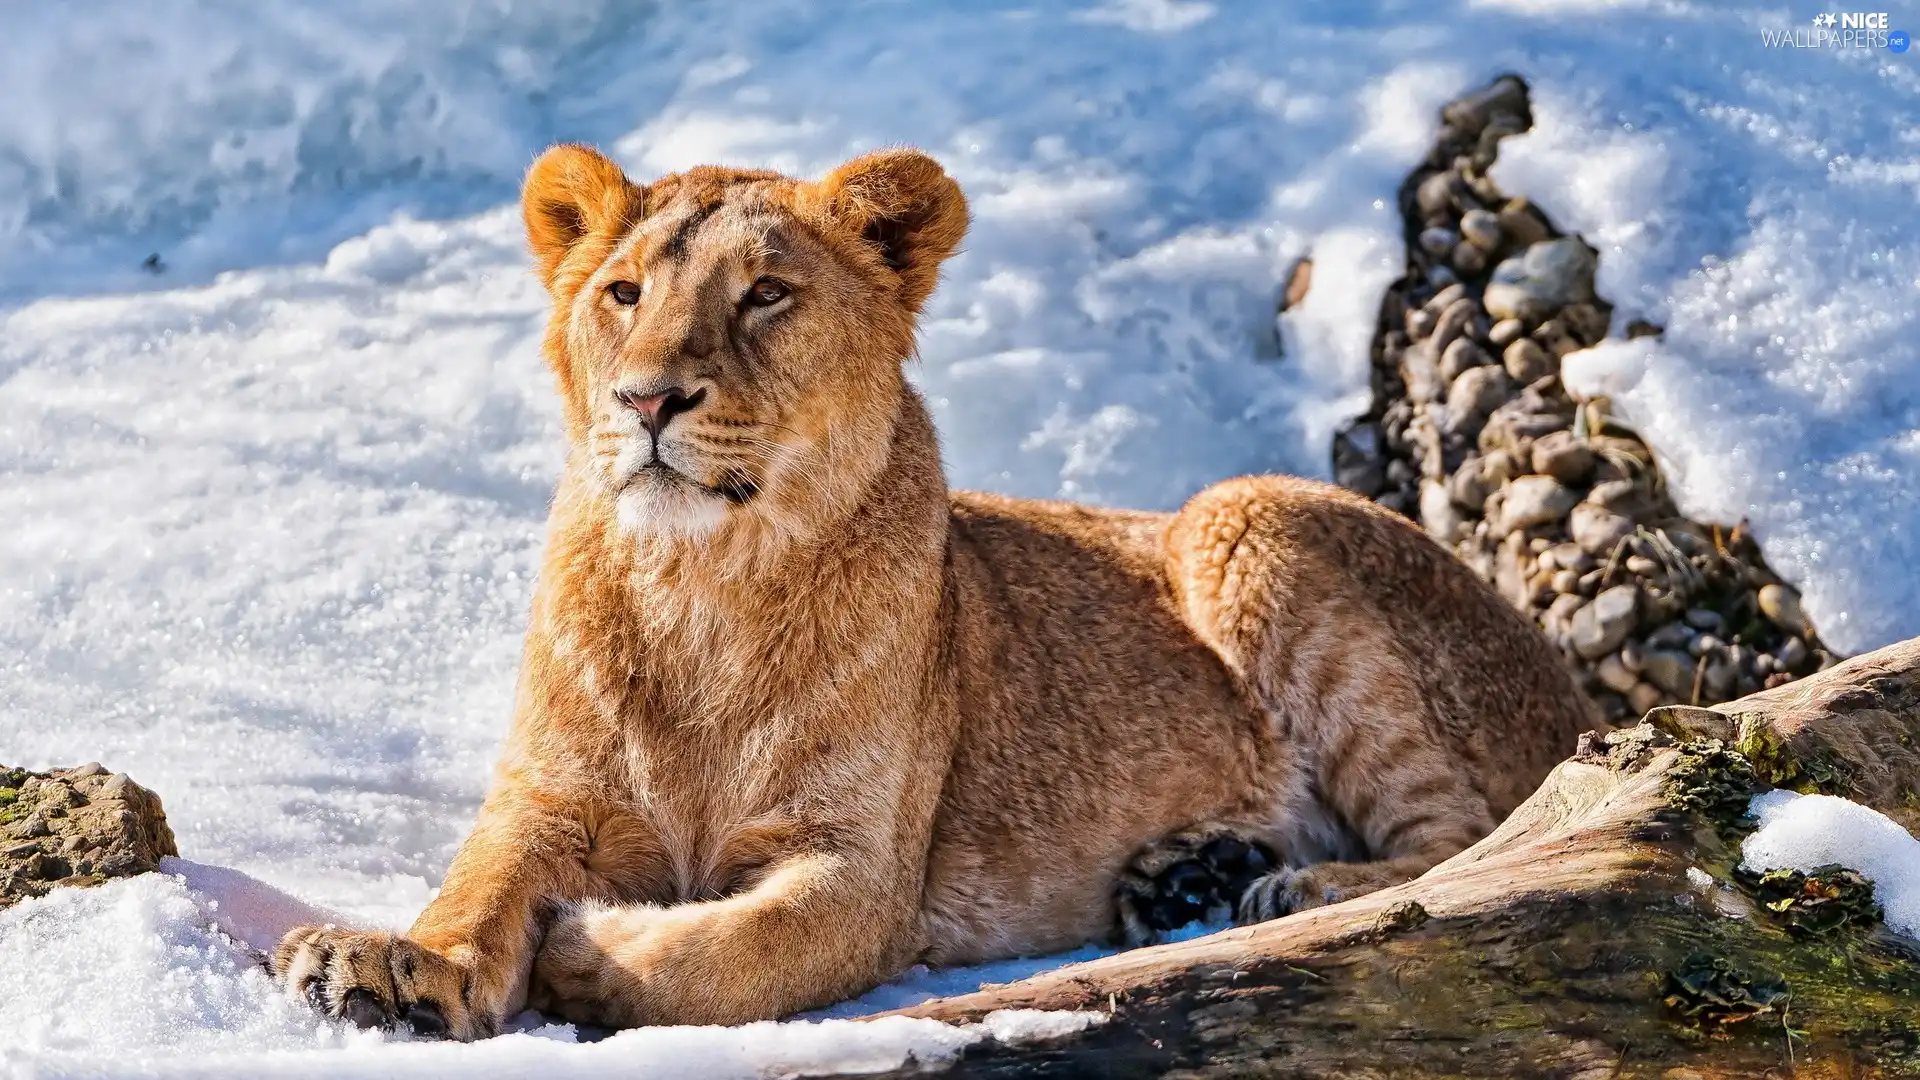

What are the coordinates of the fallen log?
(850, 637, 1920, 1078)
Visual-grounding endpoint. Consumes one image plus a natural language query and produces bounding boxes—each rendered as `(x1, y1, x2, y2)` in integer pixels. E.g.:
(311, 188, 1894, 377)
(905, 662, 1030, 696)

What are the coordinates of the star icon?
(1825, 13, 1839, 26)
(1813, 12, 1826, 24)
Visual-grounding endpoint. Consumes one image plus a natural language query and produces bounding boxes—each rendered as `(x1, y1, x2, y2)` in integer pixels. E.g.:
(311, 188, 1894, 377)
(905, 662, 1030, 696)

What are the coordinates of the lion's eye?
(744, 278, 790, 308)
(608, 280, 641, 305)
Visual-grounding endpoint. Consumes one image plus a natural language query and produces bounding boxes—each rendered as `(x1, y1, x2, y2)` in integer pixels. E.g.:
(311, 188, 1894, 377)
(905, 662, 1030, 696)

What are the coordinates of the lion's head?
(522, 144, 968, 544)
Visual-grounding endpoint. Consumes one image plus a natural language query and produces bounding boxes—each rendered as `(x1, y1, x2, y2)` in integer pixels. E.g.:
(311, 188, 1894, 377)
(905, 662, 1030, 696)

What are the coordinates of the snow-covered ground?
(2, 0, 1917, 1076)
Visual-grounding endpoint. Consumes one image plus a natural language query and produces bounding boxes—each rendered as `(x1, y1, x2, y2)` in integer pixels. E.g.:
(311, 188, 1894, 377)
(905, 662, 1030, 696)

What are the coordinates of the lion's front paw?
(271, 925, 486, 1040)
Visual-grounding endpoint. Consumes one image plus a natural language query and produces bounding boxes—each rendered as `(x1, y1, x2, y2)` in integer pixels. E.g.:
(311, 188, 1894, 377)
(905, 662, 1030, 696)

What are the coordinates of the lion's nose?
(614, 384, 706, 436)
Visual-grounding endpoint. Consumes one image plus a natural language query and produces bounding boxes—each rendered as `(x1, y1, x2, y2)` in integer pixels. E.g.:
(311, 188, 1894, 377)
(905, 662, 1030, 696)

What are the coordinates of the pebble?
(1619, 639, 1645, 674)
(1431, 297, 1481, 356)
(1502, 338, 1556, 385)
(1406, 307, 1436, 340)
(1448, 460, 1496, 511)
(1545, 543, 1594, 575)
(1689, 634, 1724, 658)
(1441, 75, 1529, 136)
(1489, 318, 1526, 347)
(1401, 344, 1443, 405)
(1426, 283, 1467, 314)
(1445, 366, 1512, 437)
(1776, 635, 1809, 669)
(1497, 475, 1579, 535)
(1534, 319, 1582, 358)
(1624, 555, 1660, 578)
(1420, 480, 1464, 543)
(1627, 681, 1665, 716)
(1428, 265, 1458, 289)
(1420, 227, 1460, 257)
(1641, 649, 1699, 698)
(1497, 198, 1552, 250)
(1452, 242, 1486, 276)
(1571, 583, 1640, 660)
(1440, 337, 1493, 383)
(1459, 208, 1502, 250)
(1758, 583, 1812, 637)
(1568, 502, 1634, 555)
(1530, 430, 1595, 485)
(1483, 238, 1597, 323)
(1683, 608, 1723, 633)
(1597, 653, 1640, 694)
(1586, 479, 1644, 514)
(1560, 302, 1611, 347)
(1646, 623, 1696, 651)
(1551, 569, 1581, 594)
(1418, 171, 1461, 217)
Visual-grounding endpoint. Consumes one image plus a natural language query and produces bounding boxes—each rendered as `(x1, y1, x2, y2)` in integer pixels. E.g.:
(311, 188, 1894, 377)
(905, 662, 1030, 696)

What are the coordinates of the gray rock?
(1758, 583, 1812, 637)
(1502, 338, 1556, 385)
(1627, 681, 1665, 716)
(1441, 75, 1528, 136)
(1776, 635, 1809, 669)
(1420, 480, 1464, 543)
(1689, 633, 1724, 658)
(1596, 653, 1640, 694)
(1439, 336, 1493, 383)
(1417, 170, 1461, 217)
(1452, 241, 1486, 276)
(1641, 649, 1699, 698)
(1497, 198, 1552, 250)
(1544, 542, 1595, 576)
(1420, 227, 1460, 257)
(1448, 457, 1497, 511)
(1444, 366, 1513, 438)
(1586, 478, 1646, 515)
(1427, 264, 1458, 289)
(1459, 208, 1502, 250)
(1483, 238, 1597, 323)
(1530, 430, 1595, 485)
(1647, 623, 1697, 651)
(1401, 343, 1443, 405)
(1683, 608, 1723, 633)
(1430, 297, 1481, 356)
(1571, 584, 1640, 660)
(1425, 283, 1467, 314)
(1568, 502, 1634, 555)
(0, 763, 177, 910)
(1497, 475, 1579, 536)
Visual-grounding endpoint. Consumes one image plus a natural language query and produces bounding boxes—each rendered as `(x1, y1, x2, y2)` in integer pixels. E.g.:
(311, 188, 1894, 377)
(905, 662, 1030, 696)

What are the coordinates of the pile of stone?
(0, 762, 178, 908)
(1329, 75, 1840, 724)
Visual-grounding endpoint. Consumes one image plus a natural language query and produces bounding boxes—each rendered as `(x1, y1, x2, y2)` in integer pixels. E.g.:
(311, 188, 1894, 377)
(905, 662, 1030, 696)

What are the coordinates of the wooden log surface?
(842, 638, 1920, 1079)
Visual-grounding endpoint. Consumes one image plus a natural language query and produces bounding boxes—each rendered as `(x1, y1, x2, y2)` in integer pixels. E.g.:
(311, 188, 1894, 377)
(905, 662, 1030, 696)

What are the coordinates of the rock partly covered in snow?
(0, 762, 177, 908)
(1328, 74, 1843, 726)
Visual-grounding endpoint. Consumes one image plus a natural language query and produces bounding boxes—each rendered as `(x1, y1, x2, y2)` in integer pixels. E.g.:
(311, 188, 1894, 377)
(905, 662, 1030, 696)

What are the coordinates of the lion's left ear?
(811, 149, 969, 311)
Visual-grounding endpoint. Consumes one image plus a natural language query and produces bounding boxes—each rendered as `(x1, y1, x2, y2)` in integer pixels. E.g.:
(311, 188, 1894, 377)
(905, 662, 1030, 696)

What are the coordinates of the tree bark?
(849, 638, 1920, 1079)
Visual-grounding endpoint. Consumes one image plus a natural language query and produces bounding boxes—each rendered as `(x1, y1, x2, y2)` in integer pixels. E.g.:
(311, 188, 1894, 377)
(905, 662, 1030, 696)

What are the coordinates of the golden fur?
(272, 144, 1599, 1038)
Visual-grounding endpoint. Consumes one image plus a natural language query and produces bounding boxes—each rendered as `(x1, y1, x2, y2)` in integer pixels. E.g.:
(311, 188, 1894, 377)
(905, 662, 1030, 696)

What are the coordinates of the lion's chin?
(613, 472, 731, 540)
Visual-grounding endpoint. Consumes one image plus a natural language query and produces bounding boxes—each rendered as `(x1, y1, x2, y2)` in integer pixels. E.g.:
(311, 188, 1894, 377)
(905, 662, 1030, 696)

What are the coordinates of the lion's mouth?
(628, 461, 759, 505)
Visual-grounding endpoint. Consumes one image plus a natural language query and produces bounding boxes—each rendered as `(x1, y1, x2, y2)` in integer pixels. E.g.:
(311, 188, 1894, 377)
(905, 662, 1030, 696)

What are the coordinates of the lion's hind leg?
(1114, 825, 1276, 946)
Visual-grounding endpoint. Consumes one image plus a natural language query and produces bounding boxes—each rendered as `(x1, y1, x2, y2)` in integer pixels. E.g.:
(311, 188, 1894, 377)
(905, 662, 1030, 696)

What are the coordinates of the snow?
(2, 0, 1917, 1075)
(1742, 790, 1920, 939)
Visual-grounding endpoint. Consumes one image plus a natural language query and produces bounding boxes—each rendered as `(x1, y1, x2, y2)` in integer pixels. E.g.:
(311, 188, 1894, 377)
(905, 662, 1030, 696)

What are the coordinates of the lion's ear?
(813, 149, 969, 310)
(523, 144, 642, 291)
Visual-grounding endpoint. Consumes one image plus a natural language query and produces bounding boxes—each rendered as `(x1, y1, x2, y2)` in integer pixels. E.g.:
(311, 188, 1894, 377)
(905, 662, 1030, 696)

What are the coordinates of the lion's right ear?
(523, 144, 642, 291)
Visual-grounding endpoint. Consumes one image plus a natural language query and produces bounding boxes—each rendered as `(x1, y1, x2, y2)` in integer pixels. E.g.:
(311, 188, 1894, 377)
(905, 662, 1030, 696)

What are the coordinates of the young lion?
(271, 144, 1597, 1038)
